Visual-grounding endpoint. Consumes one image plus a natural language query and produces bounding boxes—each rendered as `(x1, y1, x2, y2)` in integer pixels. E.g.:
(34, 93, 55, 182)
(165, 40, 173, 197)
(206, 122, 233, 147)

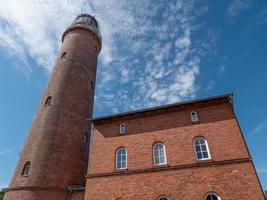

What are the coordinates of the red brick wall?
(85, 101, 264, 199)
(85, 162, 263, 200)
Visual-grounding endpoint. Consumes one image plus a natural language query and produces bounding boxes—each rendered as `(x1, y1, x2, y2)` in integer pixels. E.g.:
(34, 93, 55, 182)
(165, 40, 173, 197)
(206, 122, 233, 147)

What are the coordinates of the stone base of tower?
(3, 188, 66, 200)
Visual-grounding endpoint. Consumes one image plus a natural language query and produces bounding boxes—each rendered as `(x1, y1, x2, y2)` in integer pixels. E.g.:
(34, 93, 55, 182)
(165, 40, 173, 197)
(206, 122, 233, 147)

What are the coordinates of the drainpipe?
(67, 185, 85, 200)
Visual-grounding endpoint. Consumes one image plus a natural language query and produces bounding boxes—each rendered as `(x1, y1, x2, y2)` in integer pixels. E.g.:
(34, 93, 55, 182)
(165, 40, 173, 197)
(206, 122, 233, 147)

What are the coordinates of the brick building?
(3, 14, 265, 200)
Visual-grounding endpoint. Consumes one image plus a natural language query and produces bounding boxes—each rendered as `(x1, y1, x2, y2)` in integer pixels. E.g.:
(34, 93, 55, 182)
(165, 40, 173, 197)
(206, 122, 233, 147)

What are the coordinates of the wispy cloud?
(0, 0, 215, 114)
(227, 0, 251, 17)
(256, 168, 267, 174)
(0, 150, 11, 155)
(251, 121, 267, 135)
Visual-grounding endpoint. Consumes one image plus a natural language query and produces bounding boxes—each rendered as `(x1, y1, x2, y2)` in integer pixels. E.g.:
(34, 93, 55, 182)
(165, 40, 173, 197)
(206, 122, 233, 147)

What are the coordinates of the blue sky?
(0, 0, 267, 190)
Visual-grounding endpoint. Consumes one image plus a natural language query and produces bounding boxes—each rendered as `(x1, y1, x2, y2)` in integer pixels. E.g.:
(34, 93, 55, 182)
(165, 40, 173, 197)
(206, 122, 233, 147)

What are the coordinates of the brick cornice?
(62, 24, 102, 51)
(3, 185, 66, 193)
(86, 158, 252, 179)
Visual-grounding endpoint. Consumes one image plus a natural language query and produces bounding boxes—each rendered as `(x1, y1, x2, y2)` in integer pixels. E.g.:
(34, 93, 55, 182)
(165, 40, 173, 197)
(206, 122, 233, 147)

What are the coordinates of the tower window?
(84, 132, 89, 144)
(157, 196, 169, 200)
(21, 161, 31, 176)
(119, 123, 125, 135)
(45, 96, 52, 106)
(190, 111, 199, 123)
(205, 193, 221, 200)
(90, 81, 94, 89)
(116, 147, 127, 169)
(61, 52, 67, 58)
(94, 45, 98, 52)
(153, 143, 167, 165)
(193, 137, 211, 160)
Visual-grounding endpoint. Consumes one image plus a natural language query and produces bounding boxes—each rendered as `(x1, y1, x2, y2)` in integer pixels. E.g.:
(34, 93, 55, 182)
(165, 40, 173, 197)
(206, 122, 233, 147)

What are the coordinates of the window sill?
(20, 175, 29, 177)
(115, 168, 128, 172)
(195, 158, 213, 162)
(152, 163, 169, 168)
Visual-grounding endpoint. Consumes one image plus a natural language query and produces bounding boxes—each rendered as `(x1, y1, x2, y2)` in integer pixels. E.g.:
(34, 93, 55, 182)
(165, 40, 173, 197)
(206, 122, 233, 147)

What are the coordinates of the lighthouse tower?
(4, 14, 101, 200)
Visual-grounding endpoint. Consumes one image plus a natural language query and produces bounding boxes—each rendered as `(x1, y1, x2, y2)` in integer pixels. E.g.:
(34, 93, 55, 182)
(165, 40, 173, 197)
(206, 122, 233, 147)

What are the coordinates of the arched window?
(205, 193, 221, 200)
(157, 196, 169, 200)
(153, 143, 167, 165)
(84, 132, 89, 144)
(45, 96, 52, 106)
(21, 161, 31, 176)
(190, 111, 199, 122)
(116, 147, 127, 169)
(119, 122, 125, 135)
(90, 81, 94, 89)
(194, 137, 211, 160)
(61, 52, 67, 58)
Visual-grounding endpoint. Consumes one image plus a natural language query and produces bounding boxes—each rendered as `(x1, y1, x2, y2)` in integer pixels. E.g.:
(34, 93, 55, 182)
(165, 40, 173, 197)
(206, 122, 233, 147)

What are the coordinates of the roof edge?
(89, 93, 233, 122)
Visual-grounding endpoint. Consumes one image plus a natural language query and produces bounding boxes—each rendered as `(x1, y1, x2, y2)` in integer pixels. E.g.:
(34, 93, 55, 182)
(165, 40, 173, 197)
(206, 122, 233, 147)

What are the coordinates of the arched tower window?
(84, 132, 89, 144)
(21, 161, 31, 176)
(193, 137, 211, 160)
(205, 192, 221, 200)
(90, 81, 94, 90)
(157, 196, 169, 200)
(153, 143, 167, 165)
(190, 111, 199, 122)
(61, 52, 67, 58)
(116, 147, 127, 169)
(119, 122, 125, 135)
(45, 96, 52, 106)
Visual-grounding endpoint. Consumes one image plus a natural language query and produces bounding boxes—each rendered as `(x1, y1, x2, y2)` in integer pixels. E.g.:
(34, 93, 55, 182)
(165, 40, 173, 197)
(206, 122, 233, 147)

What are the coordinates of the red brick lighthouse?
(4, 14, 101, 200)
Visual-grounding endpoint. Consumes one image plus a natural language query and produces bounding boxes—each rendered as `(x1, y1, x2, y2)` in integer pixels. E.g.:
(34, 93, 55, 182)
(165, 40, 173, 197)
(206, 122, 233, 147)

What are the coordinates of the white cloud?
(0, 182, 8, 189)
(0, 0, 214, 114)
(175, 31, 191, 49)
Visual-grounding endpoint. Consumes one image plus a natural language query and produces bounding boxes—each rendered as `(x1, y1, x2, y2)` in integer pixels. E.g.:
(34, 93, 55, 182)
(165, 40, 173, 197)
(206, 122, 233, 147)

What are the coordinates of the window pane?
(159, 157, 165, 164)
(197, 152, 202, 159)
(201, 144, 207, 151)
(117, 162, 122, 169)
(206, 195, 212, 200)
(159, 150, 164, 157)
(155, 150, 159, 157)
(203, 151, 209, 158)
(199, 139, 205, 144)
(195, 145, 201, 152)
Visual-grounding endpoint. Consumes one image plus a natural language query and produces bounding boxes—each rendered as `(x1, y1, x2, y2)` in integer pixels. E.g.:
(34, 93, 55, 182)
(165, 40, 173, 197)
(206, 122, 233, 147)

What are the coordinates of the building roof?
(90, 93, 233, 123)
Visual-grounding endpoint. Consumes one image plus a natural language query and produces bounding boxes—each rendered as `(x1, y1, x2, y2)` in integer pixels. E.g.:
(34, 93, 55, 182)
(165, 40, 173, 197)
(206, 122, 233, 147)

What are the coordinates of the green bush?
(0, 189, 4, 200)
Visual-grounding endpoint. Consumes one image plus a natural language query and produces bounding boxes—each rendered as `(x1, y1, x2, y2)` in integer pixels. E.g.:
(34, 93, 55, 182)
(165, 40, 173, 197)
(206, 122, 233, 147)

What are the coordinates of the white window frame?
(153, 143, 167, 165)
(204, 192, 221, 200)
(190, 111, 199, 123)
(193, 137, 211, 160)
(119, 122, 126, 135)
(116, 147, 127, 170)
(157, 196, 169, 200)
